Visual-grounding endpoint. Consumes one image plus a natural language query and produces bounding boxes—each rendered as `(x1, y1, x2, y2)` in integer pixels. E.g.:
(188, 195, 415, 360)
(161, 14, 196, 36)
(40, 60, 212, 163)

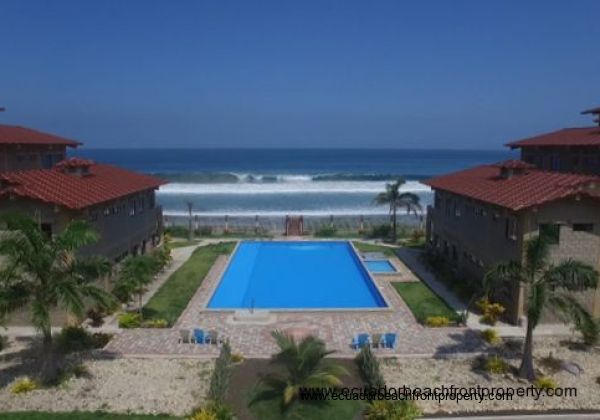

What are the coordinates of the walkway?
(105, 251, 488, 358)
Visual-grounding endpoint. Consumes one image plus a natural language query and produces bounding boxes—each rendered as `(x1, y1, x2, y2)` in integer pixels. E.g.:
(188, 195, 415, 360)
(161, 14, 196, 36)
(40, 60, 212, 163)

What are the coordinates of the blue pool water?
(208, 241, 387, 309)
(364, 260, 397, 273)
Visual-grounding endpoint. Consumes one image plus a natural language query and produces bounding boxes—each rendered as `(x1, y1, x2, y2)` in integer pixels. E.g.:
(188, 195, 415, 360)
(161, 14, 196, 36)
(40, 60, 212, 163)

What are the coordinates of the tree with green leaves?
(113, 254, 160, 313)
(0, 214, 113, 383)
(374, 179, 422, 242)
(485, 235, 599, 380)
(250, 331, 348, 413)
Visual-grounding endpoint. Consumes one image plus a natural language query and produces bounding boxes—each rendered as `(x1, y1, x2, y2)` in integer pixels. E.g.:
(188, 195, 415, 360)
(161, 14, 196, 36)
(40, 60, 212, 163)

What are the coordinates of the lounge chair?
(371, 333, 383, 349)
(193, 328, 207, 344)
(178, 329, 191, 344)
(351, 333, 370, 350)
(383, 333, 397, 349)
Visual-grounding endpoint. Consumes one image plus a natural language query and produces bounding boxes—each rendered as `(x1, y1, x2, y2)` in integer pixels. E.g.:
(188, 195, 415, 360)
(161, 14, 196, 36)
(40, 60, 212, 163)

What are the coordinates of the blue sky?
(0, 0, 599, 149)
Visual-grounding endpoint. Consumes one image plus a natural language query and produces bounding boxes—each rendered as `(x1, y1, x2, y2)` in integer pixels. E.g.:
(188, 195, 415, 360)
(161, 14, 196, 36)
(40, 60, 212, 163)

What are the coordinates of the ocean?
(77, 148, 512, 220)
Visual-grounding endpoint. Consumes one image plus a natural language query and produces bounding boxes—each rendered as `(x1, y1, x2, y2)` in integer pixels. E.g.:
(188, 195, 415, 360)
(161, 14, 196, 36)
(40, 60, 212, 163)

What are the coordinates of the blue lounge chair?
(383, 333, 397, 349)
(193, 328, 207, 344)
(351, 333, 370, 350)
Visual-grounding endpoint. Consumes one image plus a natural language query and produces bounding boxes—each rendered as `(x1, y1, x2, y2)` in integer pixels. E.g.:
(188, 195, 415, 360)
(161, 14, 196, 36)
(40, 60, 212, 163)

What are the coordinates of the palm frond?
(55, 220, 100, 251)
(547, 293, 599, 344)
(525, 236, 550, 277)
(544, 260, 599, 291)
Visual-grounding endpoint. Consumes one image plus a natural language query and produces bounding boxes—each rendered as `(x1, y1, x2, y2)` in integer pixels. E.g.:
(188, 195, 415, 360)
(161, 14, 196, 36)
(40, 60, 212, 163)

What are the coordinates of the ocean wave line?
(158, 180, 432, 195)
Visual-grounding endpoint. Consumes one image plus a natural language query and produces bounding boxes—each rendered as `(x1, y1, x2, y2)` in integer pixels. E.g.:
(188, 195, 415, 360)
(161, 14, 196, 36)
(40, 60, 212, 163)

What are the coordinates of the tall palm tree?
(374, 179, 422, 241)
(250, 331, 348, 413)
(0, 214, 113, 383)
(485, 235, 599, 380)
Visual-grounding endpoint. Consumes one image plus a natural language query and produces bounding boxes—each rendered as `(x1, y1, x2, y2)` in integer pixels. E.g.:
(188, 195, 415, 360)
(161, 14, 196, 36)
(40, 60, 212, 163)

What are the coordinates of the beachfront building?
(0, 125, 165, 261)
(506, 107, 600, 175)
(0, 124, 81, 172)
(424, 108, 600, 324)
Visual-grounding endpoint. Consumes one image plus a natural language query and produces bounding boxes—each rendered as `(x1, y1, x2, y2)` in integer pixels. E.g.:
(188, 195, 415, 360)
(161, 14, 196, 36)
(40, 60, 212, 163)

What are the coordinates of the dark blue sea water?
(76, 148, 512, 217)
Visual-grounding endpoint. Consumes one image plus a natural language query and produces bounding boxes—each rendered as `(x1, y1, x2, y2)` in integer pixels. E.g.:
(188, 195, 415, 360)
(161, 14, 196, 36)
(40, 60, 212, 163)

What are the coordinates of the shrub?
(355, 346, 385, 389)
(365, 400, 422, 420)
(481, 328, 500, 345)
(55, 326, 94, 353)
(484, 355, 509, 374)
(189, 402, 234, 420)
(476, 298, 505, 325)
(314, 226, 337, 237)
(231, 352, 244, 364)
(118, 312, 141, 328)
(10, 378, 39, 394)
(425, 316, 451, 327)
(142, 319, 169, 328)
(86, 308, 105, 327)
(208, 341, 233, 404)
(197, 226, 213, 236)
(369, 224, 392, 239)
(535, 376, 558, 390)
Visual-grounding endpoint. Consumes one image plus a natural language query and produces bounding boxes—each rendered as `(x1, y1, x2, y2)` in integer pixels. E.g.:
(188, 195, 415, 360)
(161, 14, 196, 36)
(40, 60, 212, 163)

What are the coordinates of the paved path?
(105, 251, 490, 358)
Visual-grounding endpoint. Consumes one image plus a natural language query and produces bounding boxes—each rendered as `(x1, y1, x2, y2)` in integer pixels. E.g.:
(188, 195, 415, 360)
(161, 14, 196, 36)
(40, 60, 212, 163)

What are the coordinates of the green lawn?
(392, 281, 459, 324)
(0, 413, 181, 420)
(250, 394, 364, 420)
(143, 242, 235, 324)
(352, 241, 398, 257)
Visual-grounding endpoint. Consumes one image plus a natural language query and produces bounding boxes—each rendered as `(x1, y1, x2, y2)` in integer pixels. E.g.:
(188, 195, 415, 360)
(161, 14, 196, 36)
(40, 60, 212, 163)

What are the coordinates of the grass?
(392, 281, 459, 324)
(0, 413, 181, 420)
(142, 242, 235, 324)
(250, 393, 364, 420)
(352, 241, 397, 257)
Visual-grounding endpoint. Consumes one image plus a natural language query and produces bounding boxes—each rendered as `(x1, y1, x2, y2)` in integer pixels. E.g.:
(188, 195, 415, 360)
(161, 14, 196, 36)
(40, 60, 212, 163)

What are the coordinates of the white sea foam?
(158, 180, 431, 195)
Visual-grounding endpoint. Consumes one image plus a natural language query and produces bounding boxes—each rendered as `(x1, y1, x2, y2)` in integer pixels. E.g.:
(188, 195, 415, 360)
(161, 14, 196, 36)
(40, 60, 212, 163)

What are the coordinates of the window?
(103, 207, 111, 216)
(539, 223, 560, 244)
(505, 217, 518, 240)
(40, 223, 52, 239)
(573, 223, 593, 233)
(454, 202, 461, 217)
(475, 207, 487, 217)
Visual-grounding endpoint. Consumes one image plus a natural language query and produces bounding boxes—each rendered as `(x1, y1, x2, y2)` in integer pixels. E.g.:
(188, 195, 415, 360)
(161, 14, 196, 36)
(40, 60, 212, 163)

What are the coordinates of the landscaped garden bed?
(392, 281, 460, 325)
(141, 242, 235, 325)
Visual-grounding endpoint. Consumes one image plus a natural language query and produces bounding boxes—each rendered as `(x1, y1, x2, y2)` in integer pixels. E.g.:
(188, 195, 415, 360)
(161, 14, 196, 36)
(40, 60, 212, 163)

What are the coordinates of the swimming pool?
(208, 241, 387, 309)
(364, 260, 397, 273)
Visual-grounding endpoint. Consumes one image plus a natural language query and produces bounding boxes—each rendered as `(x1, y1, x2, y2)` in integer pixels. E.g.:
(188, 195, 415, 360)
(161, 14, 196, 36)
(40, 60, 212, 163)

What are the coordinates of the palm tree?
(485, 235, 599, 380)
(0, 214, 113, 383)
(113, 254, 159, 313)
(250, 331, 348, 413)
(374, 179, 422, 242)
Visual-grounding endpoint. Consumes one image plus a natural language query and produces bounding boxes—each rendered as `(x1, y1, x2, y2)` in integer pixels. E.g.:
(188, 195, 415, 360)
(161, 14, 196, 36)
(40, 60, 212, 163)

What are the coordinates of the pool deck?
(104, 244, 489, 358)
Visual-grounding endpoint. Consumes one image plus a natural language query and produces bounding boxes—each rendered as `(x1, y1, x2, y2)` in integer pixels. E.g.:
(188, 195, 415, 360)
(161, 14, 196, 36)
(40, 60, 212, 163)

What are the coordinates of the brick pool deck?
(104, 246, 488, 358)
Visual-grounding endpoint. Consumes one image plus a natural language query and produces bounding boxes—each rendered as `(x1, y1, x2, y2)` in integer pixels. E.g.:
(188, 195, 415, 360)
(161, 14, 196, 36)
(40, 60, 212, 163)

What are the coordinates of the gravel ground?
(0, 337, 213, 416)
(382, 336, 600, 415)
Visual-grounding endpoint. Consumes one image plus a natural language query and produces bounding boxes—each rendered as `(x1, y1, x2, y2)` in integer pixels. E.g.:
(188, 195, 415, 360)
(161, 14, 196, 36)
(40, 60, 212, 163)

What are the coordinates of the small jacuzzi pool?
(364, 260, 397, 273)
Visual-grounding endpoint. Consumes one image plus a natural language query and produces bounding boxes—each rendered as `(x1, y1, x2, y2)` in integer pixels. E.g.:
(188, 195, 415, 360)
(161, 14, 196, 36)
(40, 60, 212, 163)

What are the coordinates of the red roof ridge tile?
(0, 124, 82, 147)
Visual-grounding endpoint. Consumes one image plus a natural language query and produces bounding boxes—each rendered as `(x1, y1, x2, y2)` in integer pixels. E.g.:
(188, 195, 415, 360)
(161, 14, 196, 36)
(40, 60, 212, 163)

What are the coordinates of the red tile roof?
(0, 160, 166, 210)
(424, 162, 600, 211)
(0, 125, 81, 147)
(506, 127, 600, 148)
